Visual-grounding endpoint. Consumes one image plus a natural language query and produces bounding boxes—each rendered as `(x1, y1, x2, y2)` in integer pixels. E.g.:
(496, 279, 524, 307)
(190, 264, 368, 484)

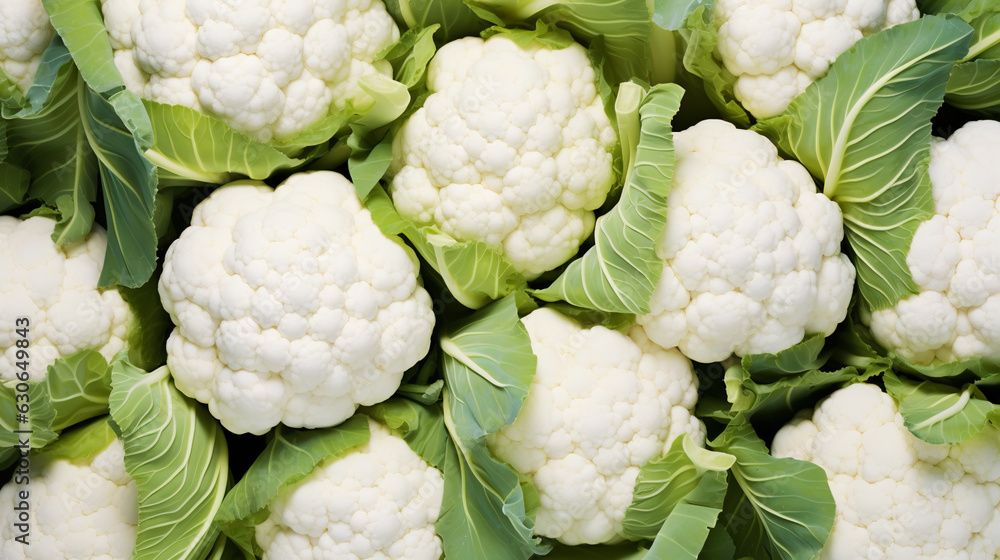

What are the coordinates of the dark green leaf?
(711, 416, 834, 560)
(82, 88, 158, 288)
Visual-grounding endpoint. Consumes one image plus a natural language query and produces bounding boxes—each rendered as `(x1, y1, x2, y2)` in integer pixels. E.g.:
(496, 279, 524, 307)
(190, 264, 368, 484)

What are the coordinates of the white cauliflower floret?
(487, 308, 705, 545)
(100, 0, 399, 143)
(388, 34, 617, 279)
(636, 119, 855, 363)
(0, 0, 54, 92)
(0, 438, 138, 560)
(158, 171, 435, 435)
(772, 383, 1000, 559)
(0, 216, 133, 384)
(715, 0, 920, 118)
(869, 121, 1000, 365)
(256, 418, 444, 560)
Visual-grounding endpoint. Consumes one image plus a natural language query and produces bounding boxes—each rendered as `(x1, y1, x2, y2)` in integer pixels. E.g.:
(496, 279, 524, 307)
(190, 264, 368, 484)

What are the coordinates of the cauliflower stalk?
(773, 383, 1000, 559)
(0, 0, 54, 93)
(636, 119, 855, 363)
(487, 307, 705, 545)
(388, 30, 617, 280)
(158, 170, 435, 435)
(712, 0, 920, 118)
(100, 0, 401, 144)
(868, 121, 1000, 366)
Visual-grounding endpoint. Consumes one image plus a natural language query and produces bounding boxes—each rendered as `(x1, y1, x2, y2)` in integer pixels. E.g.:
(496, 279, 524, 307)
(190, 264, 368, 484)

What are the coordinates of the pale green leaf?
(534, 83, 683, 314)
(215, 416, 370, 559)
(754, 16, 972, 312)
(110, 362, 230, 560)
(883, 371, 1000, 444)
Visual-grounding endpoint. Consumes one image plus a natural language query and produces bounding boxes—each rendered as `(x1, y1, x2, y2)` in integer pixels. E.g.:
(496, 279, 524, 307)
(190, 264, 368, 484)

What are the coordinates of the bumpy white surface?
(487, 308, 704, 545)
(0, 439, 138, 560)
(870, 121, 1000, 365)
(0, 0, 54, 92)
(158, 171, 435, 435)
(0, 216, 132, 384)
(101, 0, 399, 142)
(772, 383, 1000, 559)
(714, 0, 919, 118)
(256, 418, 444, 560)
(389, 34, 617, 279)
(636, 119, 855, 363)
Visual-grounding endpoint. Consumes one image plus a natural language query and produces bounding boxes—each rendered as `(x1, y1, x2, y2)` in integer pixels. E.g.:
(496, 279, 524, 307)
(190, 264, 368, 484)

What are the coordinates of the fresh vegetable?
(867, 120, 1000, 367)
(157, 170, 435, 435)
(388, 30, 616, 281)
(100, 0, 401, 144)
(635, 119, 855, 363)
(0, 216, 131, 383)
(0, 360, 229, 560)
(681, 0, 920, 121)
(0, 0, 55, 93)
(772, 382, 1000, 559)
(488, 307, 705, 545)
(254, 417, 444, 560)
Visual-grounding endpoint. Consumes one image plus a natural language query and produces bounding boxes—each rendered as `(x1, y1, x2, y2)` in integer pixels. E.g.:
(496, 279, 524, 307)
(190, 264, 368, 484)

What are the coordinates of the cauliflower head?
(0, 0, 54, 93)
(487, 307, 705, 545)
(869, 120, 1000, 366)
(101, 0, 400, 143)
(714, 0, 919, 119)
(388, 34, 617, 279)
(772, 383, 1000, 559)
(0, 438, 138, 560)
(256, 417, 444, 560)
(636, 119, 855, 363)
(158, 171, 435, 435)
(0, 216, 133, 384)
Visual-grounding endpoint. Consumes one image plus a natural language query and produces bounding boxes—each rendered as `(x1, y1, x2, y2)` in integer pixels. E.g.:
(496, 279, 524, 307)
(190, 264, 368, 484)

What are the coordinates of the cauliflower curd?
(637, 119, 855, 363)
(715, 0, 920, 118)
(773, 383, 1000, 559)
(870, 121, 1000, 365)
(256, 418, 444, 560)
(488, 308, 704, 545)
(0, 216, 133, 384)
(0, 438, 138, 560)
(158, 171, 435, 435)
(101, 0, 400, 142)
(389, 33, 617, 279)
(0, 0, 54, 92)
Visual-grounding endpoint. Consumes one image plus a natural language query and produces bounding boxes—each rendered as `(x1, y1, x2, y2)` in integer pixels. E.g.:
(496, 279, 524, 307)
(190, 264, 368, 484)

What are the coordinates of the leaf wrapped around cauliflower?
(635, 119, 855, 363)
(0, 216, 168, 460)
(387, 30, 617, 281)
(216, 408, 447, 560)
(866, 120, 1000, 369)
(487, 307, 705, 545)
(772, 382, 1000, 559)
(100, 0, 401, 146)
(0, 360, 229, 560)
(157, 170, 435, 435)
(680, 0, 920, 121)
(0, 0, 55, 96)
